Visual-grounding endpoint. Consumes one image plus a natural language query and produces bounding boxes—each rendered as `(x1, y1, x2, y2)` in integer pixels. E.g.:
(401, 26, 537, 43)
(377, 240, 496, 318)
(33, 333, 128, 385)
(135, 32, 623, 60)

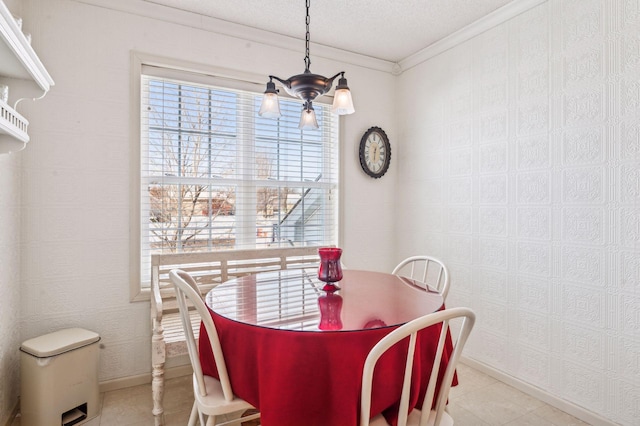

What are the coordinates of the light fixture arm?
(325, 72, 345, 85)
(268, 75, 292, 89)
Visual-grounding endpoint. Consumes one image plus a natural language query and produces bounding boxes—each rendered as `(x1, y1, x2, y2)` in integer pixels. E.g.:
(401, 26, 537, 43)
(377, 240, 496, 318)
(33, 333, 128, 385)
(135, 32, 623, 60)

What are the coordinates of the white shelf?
(0, 0, 54, 154)
(0, 98, 28, 153)
(0, 1, 53, 91)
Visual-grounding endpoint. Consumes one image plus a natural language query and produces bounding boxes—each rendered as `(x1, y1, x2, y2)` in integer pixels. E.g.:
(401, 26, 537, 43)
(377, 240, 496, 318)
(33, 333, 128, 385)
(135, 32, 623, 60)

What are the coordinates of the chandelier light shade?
(331, 75, 355, 115)
(258, 0, 354, 130)
(258, 80, 281, 119)
(298, 102, 319, 130)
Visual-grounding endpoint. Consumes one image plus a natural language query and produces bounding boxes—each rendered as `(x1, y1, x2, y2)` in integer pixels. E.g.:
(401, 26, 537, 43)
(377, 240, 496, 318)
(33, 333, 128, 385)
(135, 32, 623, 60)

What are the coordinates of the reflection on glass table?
(205, 269, 444, 331)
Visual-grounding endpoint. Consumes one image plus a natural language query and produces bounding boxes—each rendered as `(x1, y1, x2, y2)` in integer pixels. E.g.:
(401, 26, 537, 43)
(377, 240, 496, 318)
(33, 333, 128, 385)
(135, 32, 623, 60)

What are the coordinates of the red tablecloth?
(199, 309, 456, 426)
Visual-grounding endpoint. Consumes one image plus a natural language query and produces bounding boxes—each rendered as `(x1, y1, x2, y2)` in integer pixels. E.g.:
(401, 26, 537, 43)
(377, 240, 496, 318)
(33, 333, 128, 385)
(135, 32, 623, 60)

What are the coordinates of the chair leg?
(187, 401, 198, 426)
(205, 415, 216, 426)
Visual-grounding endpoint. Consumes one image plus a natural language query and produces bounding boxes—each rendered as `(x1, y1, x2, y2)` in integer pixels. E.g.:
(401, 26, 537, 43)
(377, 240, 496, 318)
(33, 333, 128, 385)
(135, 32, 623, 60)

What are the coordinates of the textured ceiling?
(142, 0, 515, 63)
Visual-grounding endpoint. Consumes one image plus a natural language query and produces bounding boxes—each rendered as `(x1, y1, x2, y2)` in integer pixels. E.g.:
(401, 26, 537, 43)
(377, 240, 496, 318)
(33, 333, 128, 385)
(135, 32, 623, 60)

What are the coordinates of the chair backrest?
(175, 268, 204, 299)
(170, 269, 234, 401)
(392, 256, 450, 301)
(360, 307, 475, 426)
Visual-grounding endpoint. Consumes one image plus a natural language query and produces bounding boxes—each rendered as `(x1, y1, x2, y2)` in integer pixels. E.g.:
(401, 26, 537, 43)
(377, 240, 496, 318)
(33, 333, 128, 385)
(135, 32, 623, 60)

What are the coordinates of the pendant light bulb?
(259, 80, 282, 119)
(331, 75, 355, 115)
(298, 102, 319, 130)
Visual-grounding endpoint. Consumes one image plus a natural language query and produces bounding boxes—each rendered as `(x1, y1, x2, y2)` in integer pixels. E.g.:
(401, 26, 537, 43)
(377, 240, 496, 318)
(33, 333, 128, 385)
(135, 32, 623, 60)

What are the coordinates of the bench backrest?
(151, 246, 322, 303)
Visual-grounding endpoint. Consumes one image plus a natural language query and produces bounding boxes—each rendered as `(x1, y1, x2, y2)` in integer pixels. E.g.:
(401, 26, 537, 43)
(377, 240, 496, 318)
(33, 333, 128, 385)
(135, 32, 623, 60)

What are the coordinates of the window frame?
(130, 52, 344, 301)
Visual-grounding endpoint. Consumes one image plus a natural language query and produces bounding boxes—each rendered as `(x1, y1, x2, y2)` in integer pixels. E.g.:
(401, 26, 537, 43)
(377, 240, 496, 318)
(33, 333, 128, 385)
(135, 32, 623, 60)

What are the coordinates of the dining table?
(198, 268, 456, 426)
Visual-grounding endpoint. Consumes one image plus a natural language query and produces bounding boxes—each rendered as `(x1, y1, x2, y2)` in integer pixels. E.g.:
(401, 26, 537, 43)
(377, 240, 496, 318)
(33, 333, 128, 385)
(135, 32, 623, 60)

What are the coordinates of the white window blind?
(138, 69, 339, 286)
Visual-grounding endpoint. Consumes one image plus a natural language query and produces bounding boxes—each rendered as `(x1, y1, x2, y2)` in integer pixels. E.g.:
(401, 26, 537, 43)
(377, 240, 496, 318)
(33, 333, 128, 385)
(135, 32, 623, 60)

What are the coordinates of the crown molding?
(397, 0, 548, 73)
(73, 0, 547, 76)
(73, 0, 397, 74)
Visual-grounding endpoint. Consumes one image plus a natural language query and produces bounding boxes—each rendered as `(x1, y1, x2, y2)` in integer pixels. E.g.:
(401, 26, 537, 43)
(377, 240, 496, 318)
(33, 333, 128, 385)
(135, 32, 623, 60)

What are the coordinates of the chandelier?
(258, 0, 355, 130)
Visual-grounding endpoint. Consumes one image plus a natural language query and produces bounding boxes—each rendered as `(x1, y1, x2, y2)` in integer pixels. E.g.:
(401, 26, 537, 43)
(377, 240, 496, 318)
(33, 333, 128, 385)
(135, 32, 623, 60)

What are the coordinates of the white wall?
(396, 1, 639, 425)
(0, 1, 23, 423)
(5, 0, 395, 411)
(0, 155, 21, 425)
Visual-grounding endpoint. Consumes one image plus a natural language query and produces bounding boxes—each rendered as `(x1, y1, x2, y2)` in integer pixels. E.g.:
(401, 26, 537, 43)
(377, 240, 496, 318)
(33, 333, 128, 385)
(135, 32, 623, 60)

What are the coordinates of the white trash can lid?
(20, 328, 100, 358)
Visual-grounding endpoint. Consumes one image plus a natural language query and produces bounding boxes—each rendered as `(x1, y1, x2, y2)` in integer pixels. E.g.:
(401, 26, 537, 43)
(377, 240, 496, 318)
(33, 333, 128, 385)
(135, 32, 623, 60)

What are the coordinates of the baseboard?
(460, 357, 617, 426)
(98, 364, 193, 393)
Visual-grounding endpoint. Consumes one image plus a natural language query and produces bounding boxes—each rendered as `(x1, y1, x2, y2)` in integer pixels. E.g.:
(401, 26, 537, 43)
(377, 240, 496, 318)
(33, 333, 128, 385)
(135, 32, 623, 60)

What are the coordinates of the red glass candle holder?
(318, 247, 343, 291)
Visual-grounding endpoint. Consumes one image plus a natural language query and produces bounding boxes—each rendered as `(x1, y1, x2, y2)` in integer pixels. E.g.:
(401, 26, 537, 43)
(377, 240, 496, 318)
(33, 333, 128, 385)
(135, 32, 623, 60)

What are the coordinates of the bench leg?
(152, 363, 165, 426)
(152, 321, 166, 426)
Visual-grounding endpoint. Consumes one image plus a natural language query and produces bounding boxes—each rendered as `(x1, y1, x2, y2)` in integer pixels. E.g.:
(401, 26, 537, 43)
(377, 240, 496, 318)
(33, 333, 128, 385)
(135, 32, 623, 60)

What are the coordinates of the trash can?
(20, 328, 101, 426)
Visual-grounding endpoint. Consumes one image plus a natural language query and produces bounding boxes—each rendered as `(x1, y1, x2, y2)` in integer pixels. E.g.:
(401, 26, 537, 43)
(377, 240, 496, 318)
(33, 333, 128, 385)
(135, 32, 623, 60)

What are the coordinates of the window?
(134, 62, 340, 293)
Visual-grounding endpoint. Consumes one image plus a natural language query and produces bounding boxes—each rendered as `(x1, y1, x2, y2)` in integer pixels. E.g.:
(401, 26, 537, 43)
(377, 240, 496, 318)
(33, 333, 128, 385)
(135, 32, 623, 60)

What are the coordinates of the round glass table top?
(205, 269, 444, 332)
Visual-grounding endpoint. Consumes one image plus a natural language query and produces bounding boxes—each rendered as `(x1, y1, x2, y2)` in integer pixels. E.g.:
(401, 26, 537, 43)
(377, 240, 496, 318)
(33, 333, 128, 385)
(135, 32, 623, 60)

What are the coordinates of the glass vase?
(318, 247, 343, 292)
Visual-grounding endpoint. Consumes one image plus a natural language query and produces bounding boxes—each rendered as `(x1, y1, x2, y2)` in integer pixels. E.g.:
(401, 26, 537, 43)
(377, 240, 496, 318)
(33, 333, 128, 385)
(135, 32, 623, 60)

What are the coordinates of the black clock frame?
(359, 126, 391, 179)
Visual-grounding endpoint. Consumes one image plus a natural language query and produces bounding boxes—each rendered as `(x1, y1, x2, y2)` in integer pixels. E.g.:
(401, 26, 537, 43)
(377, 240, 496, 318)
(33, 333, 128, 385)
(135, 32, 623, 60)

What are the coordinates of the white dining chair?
(176, 269, 204, 298)
(359, 307, 476, 426)
(392, 256, 450, 301)
(170, 269, 260, 426)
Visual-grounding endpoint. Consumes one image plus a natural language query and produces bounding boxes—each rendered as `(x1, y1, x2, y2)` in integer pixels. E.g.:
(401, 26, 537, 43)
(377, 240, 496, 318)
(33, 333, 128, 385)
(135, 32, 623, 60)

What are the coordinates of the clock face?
(359, 127, 391, 178)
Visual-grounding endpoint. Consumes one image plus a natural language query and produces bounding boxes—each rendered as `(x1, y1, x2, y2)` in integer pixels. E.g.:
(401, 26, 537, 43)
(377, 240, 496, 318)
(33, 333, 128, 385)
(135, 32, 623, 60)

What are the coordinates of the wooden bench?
(150, 246, 322, 425)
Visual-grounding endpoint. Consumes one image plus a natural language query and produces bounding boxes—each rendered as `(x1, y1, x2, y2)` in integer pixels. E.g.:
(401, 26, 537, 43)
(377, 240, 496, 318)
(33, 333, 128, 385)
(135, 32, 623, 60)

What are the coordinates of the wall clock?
(359, 126, 391, 178)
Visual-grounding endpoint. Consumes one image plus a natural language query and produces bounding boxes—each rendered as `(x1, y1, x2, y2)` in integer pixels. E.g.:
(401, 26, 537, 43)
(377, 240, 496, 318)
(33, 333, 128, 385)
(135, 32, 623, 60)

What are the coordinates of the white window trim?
(129, 51, 344, 301)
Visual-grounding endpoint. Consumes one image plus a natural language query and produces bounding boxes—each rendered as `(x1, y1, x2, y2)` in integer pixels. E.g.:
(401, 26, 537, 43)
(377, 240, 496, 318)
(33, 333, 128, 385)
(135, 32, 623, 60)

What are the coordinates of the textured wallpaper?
(397, 1, 638, 425)
(0, 154, 21, 425)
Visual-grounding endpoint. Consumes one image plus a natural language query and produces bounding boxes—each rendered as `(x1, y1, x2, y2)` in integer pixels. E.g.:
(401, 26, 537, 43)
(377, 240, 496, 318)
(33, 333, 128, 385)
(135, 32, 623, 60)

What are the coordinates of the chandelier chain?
(304, 0, 311, 71)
